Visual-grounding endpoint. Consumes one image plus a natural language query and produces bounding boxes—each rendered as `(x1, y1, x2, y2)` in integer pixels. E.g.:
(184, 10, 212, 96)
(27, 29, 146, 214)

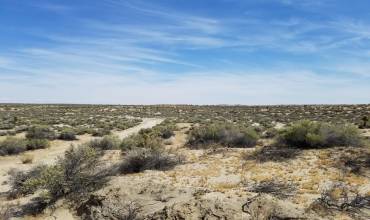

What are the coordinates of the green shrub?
(152, 122, 176, 139)
(0, 123, 15, 130)
(26, 125, 56, 140)
(158, 126, 175, 139)
(120, 148, 182, 174)
(88, 135, 120, 150)
(187, 124, 259, 148)
(26, 139, 50, 150)
(120, 134, 162, 151)
(46, 145, 101, 200)
(0, 137, 27, 156)
(276, 120, 362, 148)
(128, 122, 176, 142)
(59, 129, 77, 140)
(8, 165, 48, 197)
(9, 145, 102, 203)
(75, 127, 93, 135)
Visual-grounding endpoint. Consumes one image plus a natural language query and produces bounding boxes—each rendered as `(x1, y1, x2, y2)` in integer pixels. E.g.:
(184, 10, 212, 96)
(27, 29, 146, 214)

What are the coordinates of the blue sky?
(0, 0, 370, 104)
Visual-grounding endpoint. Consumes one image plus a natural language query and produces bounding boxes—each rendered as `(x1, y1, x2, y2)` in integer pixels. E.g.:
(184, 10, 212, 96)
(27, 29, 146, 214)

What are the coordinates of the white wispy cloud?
(1, 0, 369, 104)
(1, 68, 368, 104)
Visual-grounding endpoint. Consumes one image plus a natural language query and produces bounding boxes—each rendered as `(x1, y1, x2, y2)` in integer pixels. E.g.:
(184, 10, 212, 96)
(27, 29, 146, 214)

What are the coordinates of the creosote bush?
(0, 137, 49, 156)
(9, 145, 103, 203)
(8, 165, 48, 197)
(0, 137, 27, 156)
(26, 125, 56, 140)
(120, 148, 182, 174)
(119, 126, 177, 173)
(120, 132, 162, 151)
(75, 127, 93, 135)
(59, 129, 77, 140)
(88, 135, 120, 150)
(153, 122, 176, 139)
(276, 120, 362, 148)
(187, 124, 259, 148)
(44, 145, 101, 201)
(26, 139, 50, 150)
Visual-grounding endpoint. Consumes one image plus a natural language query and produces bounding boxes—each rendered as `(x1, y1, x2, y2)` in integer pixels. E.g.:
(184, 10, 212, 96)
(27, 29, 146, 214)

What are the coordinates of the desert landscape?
(0, 104, 369, 219)
(2, 0, 370, 219)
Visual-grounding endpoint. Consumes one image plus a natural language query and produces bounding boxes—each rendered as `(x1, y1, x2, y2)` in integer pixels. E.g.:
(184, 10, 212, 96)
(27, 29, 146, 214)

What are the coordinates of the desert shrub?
(6, 130, 16, 136)
(244, 146, 300, 162)
(44, 145, 101, 201)
(75, 127, 93, 135)
(92, 128, 111, 137)
(78, 197, 141, 220)
(152, 122, 176, 139)
(0, 203, 17, 220)
(8, 165, 48, 197)
(26, 139, 50, 150)
(88, 135, 120, 150)
(276, 120, 362, 148)
(0, 137, 27, 156)
(59, 129, 77, 140)
(158, 126, 175, 139)
(9, 145, 103, 203)
(120, 148, 182, 174)
(242, 194, 306, 219)
(0, 123, 15, 130)
(359, 116, 369, 129)
(311, 183, 370, 215)
(26, 125, 56, 140)
(340, 153, 370, 174)
(106, 201, 142, 220)
(248, 180, 297, 199)
(120, 133, 162, 151)
(187, 124, 259, 148)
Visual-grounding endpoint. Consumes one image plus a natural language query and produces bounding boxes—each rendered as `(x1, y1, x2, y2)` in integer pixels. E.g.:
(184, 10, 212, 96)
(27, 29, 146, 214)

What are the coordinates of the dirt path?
(112, 118, 164, 139)
(164, 123, 191, 150)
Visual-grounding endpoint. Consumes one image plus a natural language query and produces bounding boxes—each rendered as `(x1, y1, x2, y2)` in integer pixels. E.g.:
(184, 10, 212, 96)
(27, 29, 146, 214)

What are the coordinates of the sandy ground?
(0, 118, 163, 220)
(2, 122, 370, 219)
(76, 125, 370, 219)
